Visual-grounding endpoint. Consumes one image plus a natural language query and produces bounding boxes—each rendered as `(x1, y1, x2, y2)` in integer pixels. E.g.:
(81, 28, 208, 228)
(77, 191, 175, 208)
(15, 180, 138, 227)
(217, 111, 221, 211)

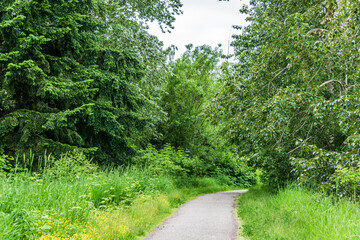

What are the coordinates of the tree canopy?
(213, 0, 360, 194)
(0, 0, 182, 164)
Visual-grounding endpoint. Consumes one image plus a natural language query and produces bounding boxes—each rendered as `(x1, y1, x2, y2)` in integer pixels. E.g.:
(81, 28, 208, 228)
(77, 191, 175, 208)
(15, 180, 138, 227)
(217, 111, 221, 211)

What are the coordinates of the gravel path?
(144, 190, 248, 240)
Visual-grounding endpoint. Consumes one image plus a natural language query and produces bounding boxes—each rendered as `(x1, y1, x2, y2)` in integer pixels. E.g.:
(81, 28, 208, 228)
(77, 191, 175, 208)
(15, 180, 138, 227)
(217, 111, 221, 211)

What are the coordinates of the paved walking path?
(144, 190, 248, 240)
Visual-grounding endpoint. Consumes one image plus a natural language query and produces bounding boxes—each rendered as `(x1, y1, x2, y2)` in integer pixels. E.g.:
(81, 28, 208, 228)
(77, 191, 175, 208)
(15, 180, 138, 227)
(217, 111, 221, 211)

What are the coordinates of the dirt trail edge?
(144, 190, 248, 240)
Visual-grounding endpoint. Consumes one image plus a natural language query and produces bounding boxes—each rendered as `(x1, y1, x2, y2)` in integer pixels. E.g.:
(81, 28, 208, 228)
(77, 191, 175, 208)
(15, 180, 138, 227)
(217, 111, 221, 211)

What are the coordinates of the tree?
(158, 44, 222, 152)
(0, 0, 182, 164)
(214, 0, 360, 189)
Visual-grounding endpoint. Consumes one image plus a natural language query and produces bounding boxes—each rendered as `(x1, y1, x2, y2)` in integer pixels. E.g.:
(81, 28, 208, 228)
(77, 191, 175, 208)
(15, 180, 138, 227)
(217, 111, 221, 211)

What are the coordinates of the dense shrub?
(292, 141, 360, 199)
(43, 150, 98, 179)
(133, 144, 255, 186)
(133, 144, 206, 177)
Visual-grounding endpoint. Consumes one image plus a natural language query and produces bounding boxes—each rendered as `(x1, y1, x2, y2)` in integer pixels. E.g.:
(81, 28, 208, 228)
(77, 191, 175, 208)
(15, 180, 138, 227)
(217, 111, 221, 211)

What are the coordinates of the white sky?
(148, 0, 250, 58)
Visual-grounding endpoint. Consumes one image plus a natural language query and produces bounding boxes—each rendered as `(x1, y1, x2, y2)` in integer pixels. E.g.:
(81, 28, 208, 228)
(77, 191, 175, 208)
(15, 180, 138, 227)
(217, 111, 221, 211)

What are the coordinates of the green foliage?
(211, 153, 256, 187)
(0, 0, 182, 164)
(159, 44, 222, 150)
(333, 163, 360, 199)
(44, 150, 98, 179)
(134, 144, 255, 186)
(215, 0, 360, 191)
(0, 154, 12, 173)
(134, 144, 205, 177)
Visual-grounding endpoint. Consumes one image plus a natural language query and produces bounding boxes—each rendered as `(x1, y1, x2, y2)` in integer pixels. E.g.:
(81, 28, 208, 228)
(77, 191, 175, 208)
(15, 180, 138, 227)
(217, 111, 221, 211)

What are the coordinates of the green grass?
(237, 185, 360, 240)
(0, 167, 237, 240)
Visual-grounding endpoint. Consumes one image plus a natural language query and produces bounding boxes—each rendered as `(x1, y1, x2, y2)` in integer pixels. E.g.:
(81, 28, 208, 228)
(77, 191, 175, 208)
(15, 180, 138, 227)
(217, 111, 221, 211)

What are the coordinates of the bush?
(134, 144, 256, 187)
(292, 142, 360, 198)
(332, 163, 360, 199)
(133, 144, 204, 177)
(211, 154, 256, 187)
(44, 150, 98, 179)
(0, 155, 13, 173)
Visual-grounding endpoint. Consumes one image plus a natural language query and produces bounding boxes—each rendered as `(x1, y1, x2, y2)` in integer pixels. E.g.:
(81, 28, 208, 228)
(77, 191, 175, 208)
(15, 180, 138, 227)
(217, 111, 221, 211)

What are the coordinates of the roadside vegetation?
(231, 1, 360, 238)
(0, 150, 252, 240)
(237, 185, 360, 240)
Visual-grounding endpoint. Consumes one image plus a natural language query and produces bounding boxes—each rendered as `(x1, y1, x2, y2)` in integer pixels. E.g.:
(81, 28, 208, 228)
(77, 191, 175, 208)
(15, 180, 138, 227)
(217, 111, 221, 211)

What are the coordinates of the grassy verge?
(237, 185, 360, 240)
(0, 167, 235, 240)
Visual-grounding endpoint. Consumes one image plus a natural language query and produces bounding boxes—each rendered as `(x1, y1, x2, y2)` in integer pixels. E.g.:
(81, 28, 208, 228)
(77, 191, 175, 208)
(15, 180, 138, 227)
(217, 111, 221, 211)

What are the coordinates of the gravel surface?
(144, 190, 248, 240)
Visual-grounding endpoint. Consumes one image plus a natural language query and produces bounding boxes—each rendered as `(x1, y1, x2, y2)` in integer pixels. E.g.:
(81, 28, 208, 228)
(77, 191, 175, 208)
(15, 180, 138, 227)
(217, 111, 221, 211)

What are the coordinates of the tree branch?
(267, 64, 291, 92)
(307, 28, 329, 35)
(288, 137, 312, 154)
(319, 79, 344, 96)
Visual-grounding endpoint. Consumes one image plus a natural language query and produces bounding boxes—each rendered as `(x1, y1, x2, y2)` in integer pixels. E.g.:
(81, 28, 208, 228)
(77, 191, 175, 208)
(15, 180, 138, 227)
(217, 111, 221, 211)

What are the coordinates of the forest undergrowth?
(0, 150, 250, 240)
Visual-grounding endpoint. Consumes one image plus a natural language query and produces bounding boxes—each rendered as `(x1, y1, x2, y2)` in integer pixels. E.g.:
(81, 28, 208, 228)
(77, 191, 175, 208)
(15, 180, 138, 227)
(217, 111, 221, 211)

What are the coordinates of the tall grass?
(0, 166, 235, 239)
(237, 185, 360, 239)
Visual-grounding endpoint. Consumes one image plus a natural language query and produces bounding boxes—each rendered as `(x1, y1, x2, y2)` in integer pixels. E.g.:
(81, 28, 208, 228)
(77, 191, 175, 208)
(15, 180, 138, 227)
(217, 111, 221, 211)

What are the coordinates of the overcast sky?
(148, 0, 250, 58)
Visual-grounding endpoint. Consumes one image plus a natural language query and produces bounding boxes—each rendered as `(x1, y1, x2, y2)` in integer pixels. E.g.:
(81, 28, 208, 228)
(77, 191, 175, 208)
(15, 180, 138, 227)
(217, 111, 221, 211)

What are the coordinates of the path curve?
(144, 190, 248, 240)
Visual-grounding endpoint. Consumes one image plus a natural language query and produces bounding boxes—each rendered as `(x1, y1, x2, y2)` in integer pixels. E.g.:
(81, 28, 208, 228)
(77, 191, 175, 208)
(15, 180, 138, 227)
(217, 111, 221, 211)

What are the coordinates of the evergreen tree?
(0, 0, 181, 164)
